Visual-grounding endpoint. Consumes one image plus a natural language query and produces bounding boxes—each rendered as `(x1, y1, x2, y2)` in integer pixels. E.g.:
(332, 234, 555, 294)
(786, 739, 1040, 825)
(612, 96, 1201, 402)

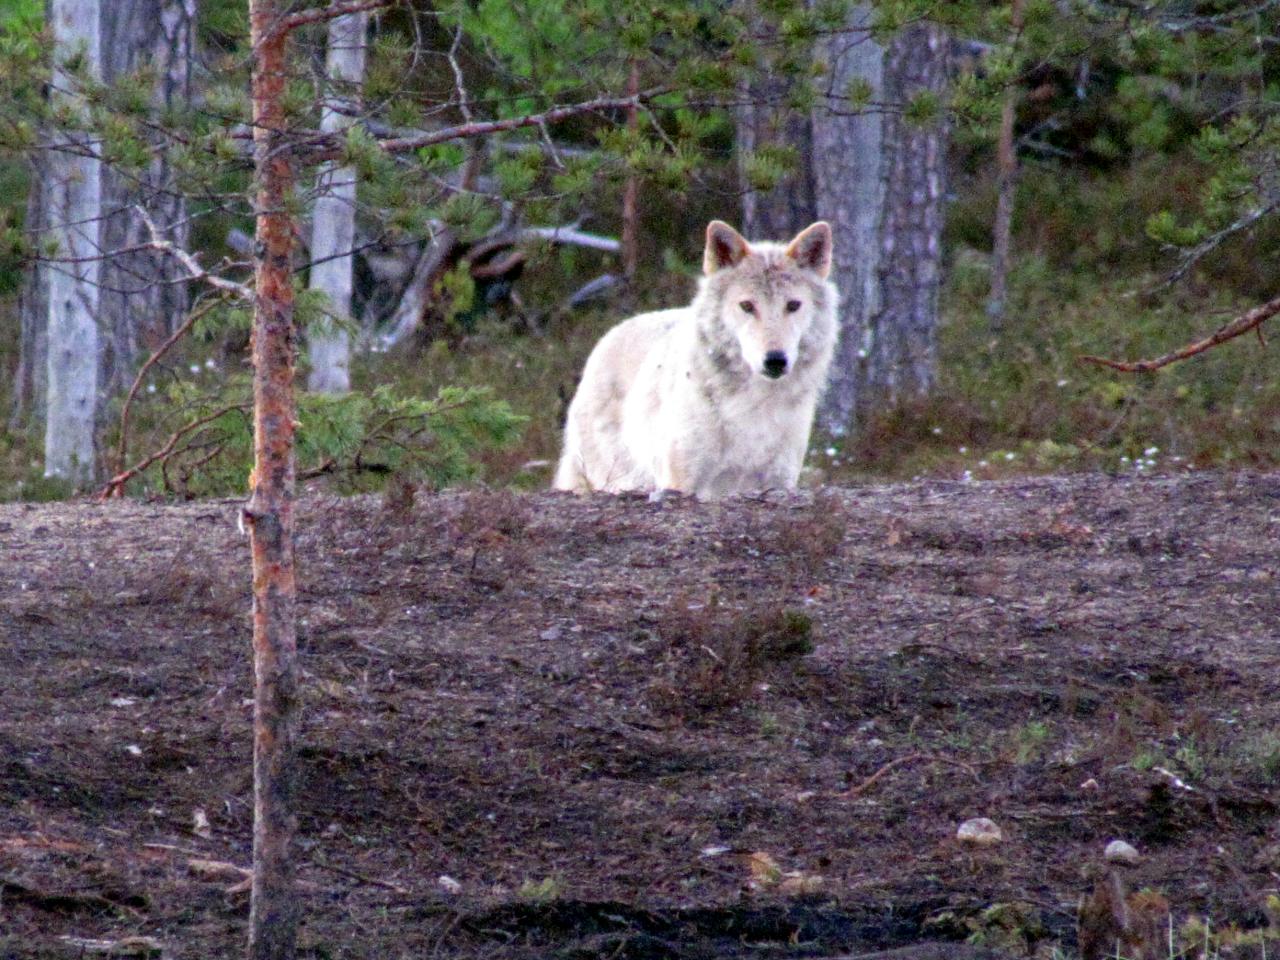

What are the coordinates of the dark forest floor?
(2, 472, 1279, 958)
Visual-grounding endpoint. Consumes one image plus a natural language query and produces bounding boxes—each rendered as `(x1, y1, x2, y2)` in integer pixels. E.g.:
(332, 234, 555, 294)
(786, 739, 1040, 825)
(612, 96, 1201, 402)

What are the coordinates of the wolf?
(554, 220, 838, 499)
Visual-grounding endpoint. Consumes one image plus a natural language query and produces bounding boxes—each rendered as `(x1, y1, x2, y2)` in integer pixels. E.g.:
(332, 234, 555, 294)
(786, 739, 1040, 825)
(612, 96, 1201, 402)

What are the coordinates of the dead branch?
(306, 91, 657, 163)
(837, 752, 978, 799)
(98, 403, 250, 500)
(135, 206, 252, 300)
(1079, 292, 1280, 373)
(113, 297, 223, 480)
(278, 0, 395, 33)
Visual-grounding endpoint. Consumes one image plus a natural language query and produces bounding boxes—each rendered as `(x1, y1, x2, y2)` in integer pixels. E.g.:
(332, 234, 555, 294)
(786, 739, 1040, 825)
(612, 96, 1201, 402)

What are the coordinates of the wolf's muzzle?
(763, 351, 789, 379)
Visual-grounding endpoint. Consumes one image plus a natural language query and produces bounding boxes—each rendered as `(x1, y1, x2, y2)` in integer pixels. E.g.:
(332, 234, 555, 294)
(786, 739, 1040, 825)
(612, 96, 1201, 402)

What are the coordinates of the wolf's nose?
(763, 351, 788, 378)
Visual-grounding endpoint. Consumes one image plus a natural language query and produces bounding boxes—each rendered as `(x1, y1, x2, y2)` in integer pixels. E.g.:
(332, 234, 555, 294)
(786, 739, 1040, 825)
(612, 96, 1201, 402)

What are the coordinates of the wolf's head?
(701, 220, 835, 381)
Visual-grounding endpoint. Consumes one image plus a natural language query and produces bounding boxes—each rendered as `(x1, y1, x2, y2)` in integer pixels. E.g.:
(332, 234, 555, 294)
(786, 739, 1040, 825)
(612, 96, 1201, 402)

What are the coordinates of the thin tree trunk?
(11, 178, 48, 432)
(987, 0, 1024, 325)
(98, 0, 196, 397)
(620, 59, 640, 281)
(44, 0, 103, 485)
(307, 9, 368, 394)
(246, 1, 299, 956)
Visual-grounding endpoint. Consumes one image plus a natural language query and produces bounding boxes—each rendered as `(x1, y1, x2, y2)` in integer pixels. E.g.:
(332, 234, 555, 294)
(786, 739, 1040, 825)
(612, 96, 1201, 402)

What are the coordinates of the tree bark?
(307, 9, 368, 394)
(98, 0, 197, 397)
(738, 8, 950, 439)
(987, 0, 1024, 326)
(862, 22, 949, 417)
(811, 5, 886, 436)
(44, 0, 103, 485)
(246, 2, 299, 957)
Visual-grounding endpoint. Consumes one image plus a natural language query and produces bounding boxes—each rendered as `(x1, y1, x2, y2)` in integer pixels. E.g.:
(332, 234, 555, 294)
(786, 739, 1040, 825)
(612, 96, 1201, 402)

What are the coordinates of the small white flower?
(958, 446, 968, 454)
(146, 383, 157, 394)
(1004, 451, 1016, 461)
(825, 446, 837, 457)
(204, 357, 217, 369)
(931, 426, 942, 436)
(978, 460, 989, 468)
(189, 364, 201, 375)
(1144, 446, 1159, 456)
(1056, 378, 1070, 388)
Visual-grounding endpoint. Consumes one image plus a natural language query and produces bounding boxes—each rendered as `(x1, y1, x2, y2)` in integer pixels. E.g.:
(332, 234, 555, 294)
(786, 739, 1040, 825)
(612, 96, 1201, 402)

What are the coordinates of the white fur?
(554, 222, 839, 499)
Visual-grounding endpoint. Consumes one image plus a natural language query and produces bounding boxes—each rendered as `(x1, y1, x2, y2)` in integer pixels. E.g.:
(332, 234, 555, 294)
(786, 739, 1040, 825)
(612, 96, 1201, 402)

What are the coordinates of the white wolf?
(554, 220, 838, 499)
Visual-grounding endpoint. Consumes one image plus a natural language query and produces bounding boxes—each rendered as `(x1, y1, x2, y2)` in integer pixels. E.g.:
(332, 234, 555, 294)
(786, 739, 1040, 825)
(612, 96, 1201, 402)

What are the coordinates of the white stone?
(956, 817, 1003, 846)
(1104, 840, 1141, 865)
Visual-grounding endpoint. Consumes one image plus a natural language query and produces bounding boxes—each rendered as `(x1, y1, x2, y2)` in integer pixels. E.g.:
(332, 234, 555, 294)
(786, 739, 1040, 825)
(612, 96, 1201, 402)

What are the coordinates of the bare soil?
(2, 472, 1279, 959)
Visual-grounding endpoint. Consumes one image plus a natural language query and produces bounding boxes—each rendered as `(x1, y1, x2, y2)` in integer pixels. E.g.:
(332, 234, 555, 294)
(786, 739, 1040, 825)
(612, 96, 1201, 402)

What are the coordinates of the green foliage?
(125, 378, 525, 498)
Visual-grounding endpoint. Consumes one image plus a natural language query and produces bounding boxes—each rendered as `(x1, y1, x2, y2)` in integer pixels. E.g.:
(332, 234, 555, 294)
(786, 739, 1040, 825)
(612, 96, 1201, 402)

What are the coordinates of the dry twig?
(1080, 292, 1280, 373)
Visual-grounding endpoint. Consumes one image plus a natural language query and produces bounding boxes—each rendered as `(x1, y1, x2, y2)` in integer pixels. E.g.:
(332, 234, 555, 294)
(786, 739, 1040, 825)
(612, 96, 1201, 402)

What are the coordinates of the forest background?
(0, 0, 1277, 500)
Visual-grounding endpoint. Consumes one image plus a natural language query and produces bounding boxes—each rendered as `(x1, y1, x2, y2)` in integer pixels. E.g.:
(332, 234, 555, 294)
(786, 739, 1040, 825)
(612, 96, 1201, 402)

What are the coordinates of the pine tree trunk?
(246, 2, 299, 956)
(307, 9, 368, 394)
(44, 0, 103, 485)
(98, 0, 196, 397)
(738, 9, 949, 439)
(815, 16, 950, 436)
(987, 0, 1024, 326)
(862, 22, 949, 418)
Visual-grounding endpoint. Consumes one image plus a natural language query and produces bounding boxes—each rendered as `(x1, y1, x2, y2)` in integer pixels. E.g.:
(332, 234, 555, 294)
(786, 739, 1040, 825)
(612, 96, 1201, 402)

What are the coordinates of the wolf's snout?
(763, 351, 789, 379)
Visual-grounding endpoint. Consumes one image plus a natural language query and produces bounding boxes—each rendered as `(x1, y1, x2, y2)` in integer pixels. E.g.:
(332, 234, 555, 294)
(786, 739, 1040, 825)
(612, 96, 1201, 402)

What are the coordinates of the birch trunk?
(99, 0, 197, 396)
(246, 2, 299, 956)
(307, 10, 368, 394)
(44, 0, 103, 485)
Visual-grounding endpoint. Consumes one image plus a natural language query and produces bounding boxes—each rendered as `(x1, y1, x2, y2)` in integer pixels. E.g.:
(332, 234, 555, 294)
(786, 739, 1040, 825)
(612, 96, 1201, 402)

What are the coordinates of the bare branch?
(278, 0, 395, 33)
(112, 298, 224, 479)
(1080, 293, 1280, 373)
(135, 207, 253, 300)
(305, 92, 657, 163)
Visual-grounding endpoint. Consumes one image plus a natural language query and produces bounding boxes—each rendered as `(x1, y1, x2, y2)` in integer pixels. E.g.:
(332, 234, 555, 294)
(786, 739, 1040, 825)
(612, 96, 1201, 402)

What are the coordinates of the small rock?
(539, 626, 562, 642)
(437, 875, 462, 894)
(956, 817, 1003, 846)
(1080, 777, 1100, 791)
(1104, 839, 1141, 865)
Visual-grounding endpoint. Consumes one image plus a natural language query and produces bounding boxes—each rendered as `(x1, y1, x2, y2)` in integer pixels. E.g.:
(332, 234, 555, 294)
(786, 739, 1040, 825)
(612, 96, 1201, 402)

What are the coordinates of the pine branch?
(1079, 293, 1280, 373)
(98, 402, 251, 500)
(1155, 202, 1278, 292)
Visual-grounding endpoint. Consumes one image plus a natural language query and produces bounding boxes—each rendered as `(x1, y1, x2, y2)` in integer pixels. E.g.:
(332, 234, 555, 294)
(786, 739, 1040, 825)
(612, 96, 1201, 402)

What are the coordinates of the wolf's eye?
(785, 299, 803, 313)
(739, 301, 756, 314)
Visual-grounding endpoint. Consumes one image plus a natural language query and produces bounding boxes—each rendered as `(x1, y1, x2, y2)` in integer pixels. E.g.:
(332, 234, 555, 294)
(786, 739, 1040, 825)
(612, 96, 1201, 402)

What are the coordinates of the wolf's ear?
(704, 221, 750, 275)
(786, 221, 833, 278)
